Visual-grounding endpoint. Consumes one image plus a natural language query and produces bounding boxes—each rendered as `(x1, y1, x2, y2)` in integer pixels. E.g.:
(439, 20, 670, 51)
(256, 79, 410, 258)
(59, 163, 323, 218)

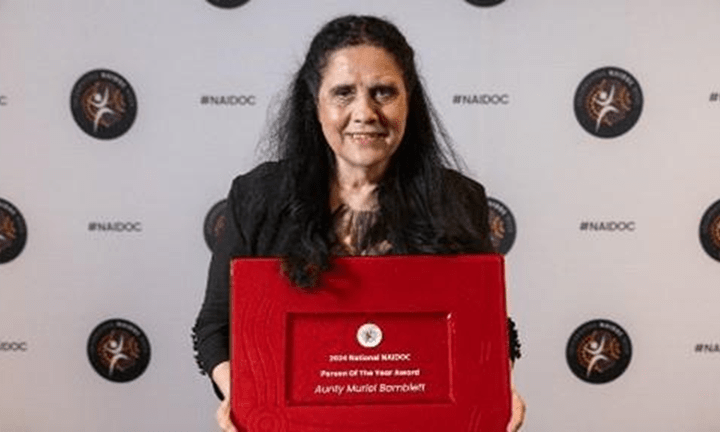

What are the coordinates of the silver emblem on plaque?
(357, 323, 383, 348)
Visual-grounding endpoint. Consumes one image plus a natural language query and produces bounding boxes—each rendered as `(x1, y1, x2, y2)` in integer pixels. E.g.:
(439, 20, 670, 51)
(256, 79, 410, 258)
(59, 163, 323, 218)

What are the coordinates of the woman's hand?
(212, 361, 238, 432)
(507, 384, 526, 432)
(216, 395, 237, 432)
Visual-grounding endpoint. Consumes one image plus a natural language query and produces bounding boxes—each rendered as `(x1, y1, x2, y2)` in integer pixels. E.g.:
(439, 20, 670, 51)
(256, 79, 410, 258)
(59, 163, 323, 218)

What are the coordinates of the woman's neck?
(330, 166, 382, 212)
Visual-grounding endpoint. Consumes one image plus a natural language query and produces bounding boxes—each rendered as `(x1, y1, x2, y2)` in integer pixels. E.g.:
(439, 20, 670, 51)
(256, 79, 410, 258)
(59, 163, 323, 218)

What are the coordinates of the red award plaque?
(231, 254, 510, 431)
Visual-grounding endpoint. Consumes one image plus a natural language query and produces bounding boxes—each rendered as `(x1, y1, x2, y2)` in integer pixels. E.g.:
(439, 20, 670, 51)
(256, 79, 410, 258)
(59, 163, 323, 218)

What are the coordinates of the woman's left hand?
(507, 385, 526, 432)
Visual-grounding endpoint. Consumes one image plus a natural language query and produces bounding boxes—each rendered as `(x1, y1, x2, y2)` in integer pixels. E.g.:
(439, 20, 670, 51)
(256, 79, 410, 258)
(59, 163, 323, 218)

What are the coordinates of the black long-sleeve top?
(193, 161, 520, 385)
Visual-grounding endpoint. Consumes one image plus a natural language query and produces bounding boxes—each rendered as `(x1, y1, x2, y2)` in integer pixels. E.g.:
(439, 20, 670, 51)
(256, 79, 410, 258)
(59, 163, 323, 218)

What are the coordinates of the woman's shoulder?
(231, 161, 287, 189)
(440, 168, 487, 199)
(429, 168, 494, 253)
(227, 161, 291, 212)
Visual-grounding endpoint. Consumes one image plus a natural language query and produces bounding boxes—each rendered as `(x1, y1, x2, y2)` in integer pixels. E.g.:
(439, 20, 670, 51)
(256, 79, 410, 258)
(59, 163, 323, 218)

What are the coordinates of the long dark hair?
(268, 15, 488, 287)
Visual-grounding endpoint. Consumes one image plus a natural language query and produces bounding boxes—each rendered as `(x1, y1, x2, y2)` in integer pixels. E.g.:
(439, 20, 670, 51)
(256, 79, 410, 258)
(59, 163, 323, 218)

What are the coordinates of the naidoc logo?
(204, 199, 228, 252)
(207, 0, 250, 8)
(0, 341, 28, 352)
(579, 220, 636, 232)
(699, 199, 720, 262)
(574, 67, 643, 138)
(487, 197, 516, 254)
(0, 198, 28, 264)
(694, 343, 720, 354)
(465, 0, 505, 6)
(452, 94, 509, 105)
(71, 69, 137, 140)
(88, 221, 143, 233)
(566, 319, 632, 384)
(200, 95, 257, 106)
(87, 319, 151, 383)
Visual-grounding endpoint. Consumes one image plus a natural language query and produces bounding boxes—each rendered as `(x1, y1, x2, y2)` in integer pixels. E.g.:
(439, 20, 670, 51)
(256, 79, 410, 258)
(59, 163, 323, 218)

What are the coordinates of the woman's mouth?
(346, 132, 388, 144)
(347, 132, 386, 138)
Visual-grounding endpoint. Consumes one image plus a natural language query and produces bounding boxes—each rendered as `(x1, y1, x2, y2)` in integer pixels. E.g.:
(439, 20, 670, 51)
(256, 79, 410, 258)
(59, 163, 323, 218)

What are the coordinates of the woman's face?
(317, 45, 408, 179)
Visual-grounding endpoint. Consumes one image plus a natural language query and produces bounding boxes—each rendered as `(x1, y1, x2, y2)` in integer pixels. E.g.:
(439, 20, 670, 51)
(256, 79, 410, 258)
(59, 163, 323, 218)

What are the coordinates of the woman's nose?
(351, 93, 378, 123)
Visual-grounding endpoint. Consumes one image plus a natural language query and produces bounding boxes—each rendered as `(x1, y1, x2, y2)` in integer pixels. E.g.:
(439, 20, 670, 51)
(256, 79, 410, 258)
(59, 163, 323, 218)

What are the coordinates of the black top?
(193, 161, 520, 383)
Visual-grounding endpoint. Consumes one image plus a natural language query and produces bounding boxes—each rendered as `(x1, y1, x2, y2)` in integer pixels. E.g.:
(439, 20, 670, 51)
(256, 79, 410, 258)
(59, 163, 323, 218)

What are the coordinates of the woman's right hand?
(216, 395, 237, 432)
(212, 361, 238, 432)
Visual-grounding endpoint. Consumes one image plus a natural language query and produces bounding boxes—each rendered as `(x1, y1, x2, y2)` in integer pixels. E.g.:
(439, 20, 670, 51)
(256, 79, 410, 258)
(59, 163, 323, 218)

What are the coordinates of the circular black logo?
(87, 319, 150, 383)
(71, 69, 137, 140)
(487, 197, 516, 254)
(700, 199, 720, 262)
(566, 319, 632, 384)
(204, 199, 228, 251)
(207, 0, 250, 8)
(0, 198, 27, 264)
(574, 67, 643, 138)
(465, 0, 505, 6)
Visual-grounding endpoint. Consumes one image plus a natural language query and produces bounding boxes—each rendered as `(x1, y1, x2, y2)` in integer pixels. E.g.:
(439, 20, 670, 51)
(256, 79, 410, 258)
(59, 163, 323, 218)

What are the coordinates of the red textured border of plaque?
(231, 254, 510, 432)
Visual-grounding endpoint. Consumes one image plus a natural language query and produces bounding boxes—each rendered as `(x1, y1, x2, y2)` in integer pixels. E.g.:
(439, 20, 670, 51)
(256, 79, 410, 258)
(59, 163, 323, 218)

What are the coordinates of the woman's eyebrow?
(371, 83, 398, 90)
(329, 84, 355, 94)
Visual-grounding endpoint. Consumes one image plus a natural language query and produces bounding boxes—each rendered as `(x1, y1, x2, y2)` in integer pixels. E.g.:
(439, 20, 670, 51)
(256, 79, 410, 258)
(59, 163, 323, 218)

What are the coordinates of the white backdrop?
(2, 1, 720, 431)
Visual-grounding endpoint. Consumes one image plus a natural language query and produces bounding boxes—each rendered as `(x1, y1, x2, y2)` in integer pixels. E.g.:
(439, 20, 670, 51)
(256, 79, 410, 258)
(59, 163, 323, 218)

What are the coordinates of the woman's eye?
(374, 86, 397, 101)
(332, 86, 354, 99)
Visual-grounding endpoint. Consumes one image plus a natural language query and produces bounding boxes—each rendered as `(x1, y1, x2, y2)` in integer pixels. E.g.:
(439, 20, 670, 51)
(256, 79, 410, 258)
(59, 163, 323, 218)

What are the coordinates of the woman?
(193, 15, 525, 432)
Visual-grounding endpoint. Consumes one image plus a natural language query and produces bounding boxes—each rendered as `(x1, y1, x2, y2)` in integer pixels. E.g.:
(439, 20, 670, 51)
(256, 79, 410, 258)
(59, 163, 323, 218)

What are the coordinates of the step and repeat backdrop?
(2, 0, 720, 431)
